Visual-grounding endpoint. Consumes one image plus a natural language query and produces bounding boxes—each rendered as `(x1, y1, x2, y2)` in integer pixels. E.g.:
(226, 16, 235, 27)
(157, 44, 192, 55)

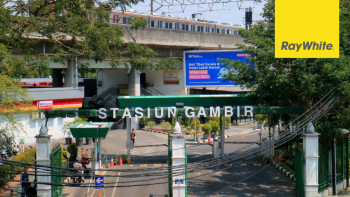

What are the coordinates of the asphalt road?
(62, 123, 295, 197)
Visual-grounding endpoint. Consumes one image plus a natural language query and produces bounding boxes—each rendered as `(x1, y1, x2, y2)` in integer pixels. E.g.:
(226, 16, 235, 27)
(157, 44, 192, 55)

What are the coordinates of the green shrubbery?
(211, 122, 220, 132)
(202, 124, 212, 134)
(0, 148, 36, 187)
(147, 121, 156, 127)
(160, 122, 171, 129)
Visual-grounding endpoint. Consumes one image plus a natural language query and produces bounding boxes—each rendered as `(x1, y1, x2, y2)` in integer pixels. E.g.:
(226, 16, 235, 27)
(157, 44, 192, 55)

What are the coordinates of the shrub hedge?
(0, 148, 36, 187)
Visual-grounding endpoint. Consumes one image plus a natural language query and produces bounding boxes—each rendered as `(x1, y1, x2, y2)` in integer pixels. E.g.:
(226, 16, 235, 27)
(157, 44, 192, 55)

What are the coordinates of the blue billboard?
(184, 50, 251, 87)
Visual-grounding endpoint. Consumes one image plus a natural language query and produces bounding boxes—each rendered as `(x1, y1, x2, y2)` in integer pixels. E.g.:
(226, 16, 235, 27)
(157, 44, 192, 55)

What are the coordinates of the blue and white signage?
(95, 177, 104, 190)
(184, 50, 251, 87)
(175, 179, 184, 184)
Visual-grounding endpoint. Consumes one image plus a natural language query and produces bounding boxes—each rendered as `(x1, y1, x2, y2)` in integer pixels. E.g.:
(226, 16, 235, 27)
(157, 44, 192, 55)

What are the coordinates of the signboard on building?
(184, 50, 250, 87)
(38, 101, 53, 110)
(163, 72, 179, 84)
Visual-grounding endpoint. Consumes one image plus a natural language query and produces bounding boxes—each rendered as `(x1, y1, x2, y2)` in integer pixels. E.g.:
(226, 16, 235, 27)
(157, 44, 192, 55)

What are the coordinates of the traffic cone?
(98, 190, 101, 197)
(110, 156, 115, 167)
(208, 134, 212, 143)
(119, 155, 123, 166)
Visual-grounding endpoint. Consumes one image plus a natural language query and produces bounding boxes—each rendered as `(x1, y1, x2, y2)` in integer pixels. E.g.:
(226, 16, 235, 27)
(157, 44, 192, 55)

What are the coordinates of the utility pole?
(151, 0, 154, 12)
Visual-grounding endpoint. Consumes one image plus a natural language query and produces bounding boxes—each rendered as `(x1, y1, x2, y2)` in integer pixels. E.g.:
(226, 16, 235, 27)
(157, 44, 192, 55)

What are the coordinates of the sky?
(125, 0, 267, 26)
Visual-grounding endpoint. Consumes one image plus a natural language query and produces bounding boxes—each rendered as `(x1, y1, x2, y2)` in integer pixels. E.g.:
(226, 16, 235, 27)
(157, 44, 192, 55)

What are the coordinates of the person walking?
(20, 169, 29, 197)
(130, 128, 136, 146)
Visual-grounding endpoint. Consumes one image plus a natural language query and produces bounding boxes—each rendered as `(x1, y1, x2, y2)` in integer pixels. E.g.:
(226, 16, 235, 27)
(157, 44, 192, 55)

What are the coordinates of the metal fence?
(318, 140, 347, 191)
(295, 144, 304, 197)
(318, 147, 330, 191)
(51, 146, 67, 197)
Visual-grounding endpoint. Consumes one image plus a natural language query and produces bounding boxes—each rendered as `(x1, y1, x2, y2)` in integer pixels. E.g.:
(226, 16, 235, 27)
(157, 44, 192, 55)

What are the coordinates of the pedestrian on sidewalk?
(20, 169, 29, 197)
(131, 128, 136, 146)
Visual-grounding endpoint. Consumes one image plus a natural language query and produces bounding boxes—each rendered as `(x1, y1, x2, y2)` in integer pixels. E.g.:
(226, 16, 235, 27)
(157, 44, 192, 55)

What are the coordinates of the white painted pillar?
(126, 117, 131, 162)
(170, 124, 186, 197)
(94, 139, 99, 174)
(303, 130, 320, 197)
(220, 114, 225, 156)
(35, 125, 51, 197)
(98, 138, 102, 169)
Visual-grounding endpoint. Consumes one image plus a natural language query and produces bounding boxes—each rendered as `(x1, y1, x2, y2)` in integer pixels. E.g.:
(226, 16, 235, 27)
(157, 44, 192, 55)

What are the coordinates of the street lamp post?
(341, 129, 350, 189)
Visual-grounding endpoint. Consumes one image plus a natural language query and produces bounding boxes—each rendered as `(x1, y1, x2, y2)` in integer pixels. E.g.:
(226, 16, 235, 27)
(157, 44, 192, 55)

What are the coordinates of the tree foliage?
(0, 0, 181, 70)
(221, 0, 350, 145)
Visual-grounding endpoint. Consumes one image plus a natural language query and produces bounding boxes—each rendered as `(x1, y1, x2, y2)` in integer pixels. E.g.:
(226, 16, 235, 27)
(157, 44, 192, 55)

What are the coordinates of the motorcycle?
(72, 161, 84, 184)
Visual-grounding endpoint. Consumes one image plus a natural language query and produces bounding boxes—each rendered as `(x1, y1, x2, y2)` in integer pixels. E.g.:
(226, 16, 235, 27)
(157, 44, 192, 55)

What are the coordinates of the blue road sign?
(95, 177, 104, 190)
(184, 50, 251, 87)
(175, 179, 184, 184)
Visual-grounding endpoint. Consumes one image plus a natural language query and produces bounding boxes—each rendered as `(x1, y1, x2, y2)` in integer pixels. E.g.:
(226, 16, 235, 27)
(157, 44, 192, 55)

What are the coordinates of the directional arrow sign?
(95, 177, 104, 190)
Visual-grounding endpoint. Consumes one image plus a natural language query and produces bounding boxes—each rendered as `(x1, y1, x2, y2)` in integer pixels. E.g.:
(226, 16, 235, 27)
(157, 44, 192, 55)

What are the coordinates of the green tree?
(0, 0, 181, 70)
(221, 0, 350, 146)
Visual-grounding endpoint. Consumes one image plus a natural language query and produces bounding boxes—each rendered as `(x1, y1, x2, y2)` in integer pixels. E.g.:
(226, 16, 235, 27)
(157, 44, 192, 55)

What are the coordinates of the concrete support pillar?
(93, 139, 99, 174)
(303, 130, 320, 197)
(126, 117, 131, 163)
(35, 125, 51, 197)
(128, 68, 140, 96)
(170, 128, 187, 197)
(130, 117, 139, 130)
(220, 114, 225, 156)
(65, 59, 77, 87)
(99, 138, 102, 169)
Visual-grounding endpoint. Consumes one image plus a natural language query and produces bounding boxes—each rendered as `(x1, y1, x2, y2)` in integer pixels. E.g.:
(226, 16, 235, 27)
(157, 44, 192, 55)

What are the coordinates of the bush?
(160, 122, 171, 129)
(147, 121, 156, 127)
(255, 114, 268, 124)
(0, 148, 36, 187)
(202, 124, 212, 134)
(225, 117, 231, 127)
(190, 119, 201, 131)
(211, 122, 220, 132)
(67, 143, 78, 159)
(139, 116, 147, 124)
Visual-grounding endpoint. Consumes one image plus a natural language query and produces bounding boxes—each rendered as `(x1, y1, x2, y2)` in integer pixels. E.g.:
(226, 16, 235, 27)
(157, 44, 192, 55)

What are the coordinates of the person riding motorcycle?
(80, 154, 91, 178)
(73, 158, 84, 183)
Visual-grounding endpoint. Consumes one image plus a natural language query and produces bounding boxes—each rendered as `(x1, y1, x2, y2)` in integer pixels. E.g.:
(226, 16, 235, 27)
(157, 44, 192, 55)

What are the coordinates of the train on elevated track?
(110, 9, 243, 35)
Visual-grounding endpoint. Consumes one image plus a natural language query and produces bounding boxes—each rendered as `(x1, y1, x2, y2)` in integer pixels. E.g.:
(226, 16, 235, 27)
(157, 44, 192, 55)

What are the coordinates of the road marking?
(129, 165, 133, 167)
(225, 164, 233, 166)
(140, 164, 148, 167)
(254, 164, 262, 166)
(239, 164, 247, 166)
(111, 172, 121, 197)
(154, 164, 162, 166)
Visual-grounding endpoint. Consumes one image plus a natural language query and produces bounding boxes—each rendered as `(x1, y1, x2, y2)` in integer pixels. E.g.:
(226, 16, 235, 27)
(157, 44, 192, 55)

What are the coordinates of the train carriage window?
(191, 25, 195, 31)
(158, 21, 163, 28)
(197, 26, 200, 32)
(169, 23, 173, 29)
(211, 28, 214, 33)
(181, 24, 185, 30)
(205, 27, 209, 33)
(216, 28, 220, 33)
(221, 29, 225, 34)
(234, 30, 238, 35)
(186, 24, 189, 31)
(151, 20, 155, 27)
(165, 22, 168, 28)
(200, 26, 204, 32)
(175, 23, 180, 30)
(226, 29, 230, 34)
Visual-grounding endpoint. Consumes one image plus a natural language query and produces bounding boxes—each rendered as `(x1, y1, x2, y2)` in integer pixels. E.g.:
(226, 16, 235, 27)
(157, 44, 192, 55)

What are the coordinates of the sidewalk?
(338, 189, 350, 197)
